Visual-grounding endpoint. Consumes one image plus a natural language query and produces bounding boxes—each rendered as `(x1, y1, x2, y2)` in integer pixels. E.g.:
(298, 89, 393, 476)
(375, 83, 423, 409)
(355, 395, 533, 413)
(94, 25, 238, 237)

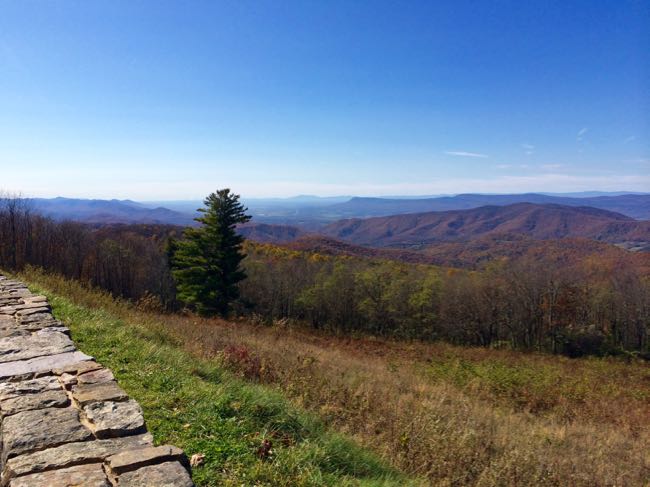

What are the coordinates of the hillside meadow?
(15, 267, 650, 486)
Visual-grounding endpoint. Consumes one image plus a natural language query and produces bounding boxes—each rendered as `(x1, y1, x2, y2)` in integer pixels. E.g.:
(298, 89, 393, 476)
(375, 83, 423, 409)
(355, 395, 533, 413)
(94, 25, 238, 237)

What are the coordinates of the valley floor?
(16, 267, 650, 486)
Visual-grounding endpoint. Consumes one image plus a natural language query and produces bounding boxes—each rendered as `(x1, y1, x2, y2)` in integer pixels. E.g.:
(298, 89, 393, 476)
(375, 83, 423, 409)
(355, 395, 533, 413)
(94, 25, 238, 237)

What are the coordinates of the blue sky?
(0, 0, 648, 199)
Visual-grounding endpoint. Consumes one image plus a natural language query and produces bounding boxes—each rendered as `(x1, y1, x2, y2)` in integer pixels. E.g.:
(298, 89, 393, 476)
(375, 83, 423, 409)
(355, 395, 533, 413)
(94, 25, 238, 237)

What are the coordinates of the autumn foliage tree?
(170, 189, 251, 316)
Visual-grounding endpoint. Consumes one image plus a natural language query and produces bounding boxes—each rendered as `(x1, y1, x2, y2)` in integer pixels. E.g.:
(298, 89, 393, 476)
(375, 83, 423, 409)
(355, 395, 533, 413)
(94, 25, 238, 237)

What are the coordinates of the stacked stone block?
(0, 275, 194, 486)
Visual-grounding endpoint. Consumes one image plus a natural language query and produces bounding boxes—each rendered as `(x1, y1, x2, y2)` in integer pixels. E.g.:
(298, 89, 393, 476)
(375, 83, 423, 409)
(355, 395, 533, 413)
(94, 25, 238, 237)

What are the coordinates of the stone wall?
(0, 275, 194, 486)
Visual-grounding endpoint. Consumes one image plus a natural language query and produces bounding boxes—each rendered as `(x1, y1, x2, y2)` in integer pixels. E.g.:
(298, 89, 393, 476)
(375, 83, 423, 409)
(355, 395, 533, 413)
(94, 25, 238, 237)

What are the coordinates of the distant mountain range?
(326, 193, 650, 220)
(30, 197, 194, 226)
(27, 193, 650, 227)
(321, 203, 650, 247)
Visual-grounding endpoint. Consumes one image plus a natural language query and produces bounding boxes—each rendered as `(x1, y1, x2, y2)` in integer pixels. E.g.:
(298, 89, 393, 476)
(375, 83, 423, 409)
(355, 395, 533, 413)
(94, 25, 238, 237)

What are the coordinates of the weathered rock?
(78, 367, 114, 385)
(0, 330, 75, 363)
(2, 434, 153, 481)
(16, 313, 58, 325)
(1, 407, 93, 463)
(0, 330, 27, 340)
(0, 389, 69, 416)
(0, 351, 93, 380)
(21, 296, 47, 304)
(0, 317, 15, 328)
(0, 376, 61, 400)
(14, 306, 50, 317)
(72, 381, 128, 407)
(113, 461, 194, 487)
(14, 302, 51, 312)
(59, 372, 77, 389)
(107, 445, 186, 474)
(83, 399, 146, 438)
(53, 360, 102, 376)
(8, 463, 110, 487)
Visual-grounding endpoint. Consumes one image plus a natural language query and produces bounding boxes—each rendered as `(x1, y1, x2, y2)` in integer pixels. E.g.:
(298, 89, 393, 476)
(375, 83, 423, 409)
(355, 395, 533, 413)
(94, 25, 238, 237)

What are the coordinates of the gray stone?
(2, 434, 153, 481)
(83, 399, 146, 438)
(1, 407, 92, 463)
(0, 330, 75, 363)
(114, 461, 194, 487)
(53, 360, 102, 376)
(72, 381, 128, 407)
(59, 372, 77, 389)
(0, 351, 93, 380)
(16, 313, 58, 325)
(78, 368, 114, 385)
(14, 306, 50, 317)
(8, 463, 110, 487)
(0, 376, 61, 400)
(0, 389, 69, 416)
(107, 445, 186, 474)
(21, 296, 47, 304)
(14, 302, 50, 312)
(0, 317, 15, 328)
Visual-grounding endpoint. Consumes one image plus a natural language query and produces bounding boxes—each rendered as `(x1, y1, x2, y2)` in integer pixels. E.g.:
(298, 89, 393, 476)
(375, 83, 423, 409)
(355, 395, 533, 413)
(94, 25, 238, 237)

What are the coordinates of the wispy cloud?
(624, 135, 636, 144)
(496, 164, 512, 169)
(521, 143, 535, 155)
(541, 164, 563, 170)
(577, 127, 588, 142)
(444, 151, 488, 158)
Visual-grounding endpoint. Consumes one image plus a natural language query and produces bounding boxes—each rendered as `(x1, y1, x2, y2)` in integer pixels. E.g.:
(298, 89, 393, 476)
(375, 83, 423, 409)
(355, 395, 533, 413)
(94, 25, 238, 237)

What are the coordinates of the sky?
(0, 0, 648, 199)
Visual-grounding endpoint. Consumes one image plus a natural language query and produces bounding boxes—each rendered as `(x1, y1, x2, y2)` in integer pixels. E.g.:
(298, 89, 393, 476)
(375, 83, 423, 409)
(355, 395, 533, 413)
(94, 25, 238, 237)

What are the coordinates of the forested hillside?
(322, 203, 650, 247)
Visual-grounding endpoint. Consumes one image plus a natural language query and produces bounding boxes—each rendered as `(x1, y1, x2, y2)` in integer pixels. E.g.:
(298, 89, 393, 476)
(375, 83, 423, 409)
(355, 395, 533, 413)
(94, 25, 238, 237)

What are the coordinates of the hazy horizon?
(1, 1, 648, 199)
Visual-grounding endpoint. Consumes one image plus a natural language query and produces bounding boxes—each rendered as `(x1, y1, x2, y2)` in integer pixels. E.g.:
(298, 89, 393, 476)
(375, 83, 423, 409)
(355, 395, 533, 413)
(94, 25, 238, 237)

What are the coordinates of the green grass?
(24, 282, 415, 487)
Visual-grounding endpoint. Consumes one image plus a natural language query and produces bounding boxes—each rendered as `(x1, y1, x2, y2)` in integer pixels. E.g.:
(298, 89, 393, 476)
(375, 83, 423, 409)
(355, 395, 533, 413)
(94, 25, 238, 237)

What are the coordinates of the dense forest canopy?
(1, 195, 648, 357)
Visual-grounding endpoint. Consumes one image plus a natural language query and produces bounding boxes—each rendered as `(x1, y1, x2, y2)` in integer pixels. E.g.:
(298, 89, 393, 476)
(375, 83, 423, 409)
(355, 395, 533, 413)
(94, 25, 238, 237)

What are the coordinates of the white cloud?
(541, 164, 563, 170)
(521, 143, 534, 156)
(624, 136, 636, 144)
(577, 127, 588, 142)
(496, 164, 512, 169)
(444, 151, 488, 158)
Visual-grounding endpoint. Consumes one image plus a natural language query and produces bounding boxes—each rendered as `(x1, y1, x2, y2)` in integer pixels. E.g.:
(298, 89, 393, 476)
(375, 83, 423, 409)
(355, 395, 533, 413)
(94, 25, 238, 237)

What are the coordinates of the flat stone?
(2, 434, 153, 481)
(114, 461, 194, 487)
(14, 306, 50, 317)
(107, 445, 186, 474)
(0, 330, 26, 340)
(72, 381, 128, 407)
(8, 463, 110, 487)
(0, 376, 61, 400)
(16, 313, 58, 325)
(78, 368, 114, 385)
(22, 296, 47, 304)
(1, 407, 92, 463)
(53, 360, 102, 376)
(14, 302, 50, 312)
(0, 389, 69, 416)
(0, 330, 75, 363)
(83, 399, 146, 438)
(0, 351, 93, 380)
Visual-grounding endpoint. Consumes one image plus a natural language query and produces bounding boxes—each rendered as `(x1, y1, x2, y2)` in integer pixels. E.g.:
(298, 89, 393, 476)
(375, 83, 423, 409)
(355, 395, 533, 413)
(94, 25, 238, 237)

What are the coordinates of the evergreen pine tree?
(171, 189, 251, 316)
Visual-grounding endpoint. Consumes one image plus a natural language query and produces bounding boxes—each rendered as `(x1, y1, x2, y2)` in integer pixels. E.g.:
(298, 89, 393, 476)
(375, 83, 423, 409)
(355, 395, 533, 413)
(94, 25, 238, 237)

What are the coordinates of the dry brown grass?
(20, 268, 650, 486)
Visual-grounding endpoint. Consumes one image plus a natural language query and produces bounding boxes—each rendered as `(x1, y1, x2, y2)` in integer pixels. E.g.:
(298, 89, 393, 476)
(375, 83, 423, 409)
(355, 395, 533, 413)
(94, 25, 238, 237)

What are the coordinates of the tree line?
(1, 193, 648, 357)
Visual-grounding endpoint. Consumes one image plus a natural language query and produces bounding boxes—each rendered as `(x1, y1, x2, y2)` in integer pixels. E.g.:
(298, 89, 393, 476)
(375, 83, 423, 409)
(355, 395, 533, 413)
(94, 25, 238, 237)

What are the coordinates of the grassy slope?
(16, 272, 414, 487)
(15, 267, 650, 486)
